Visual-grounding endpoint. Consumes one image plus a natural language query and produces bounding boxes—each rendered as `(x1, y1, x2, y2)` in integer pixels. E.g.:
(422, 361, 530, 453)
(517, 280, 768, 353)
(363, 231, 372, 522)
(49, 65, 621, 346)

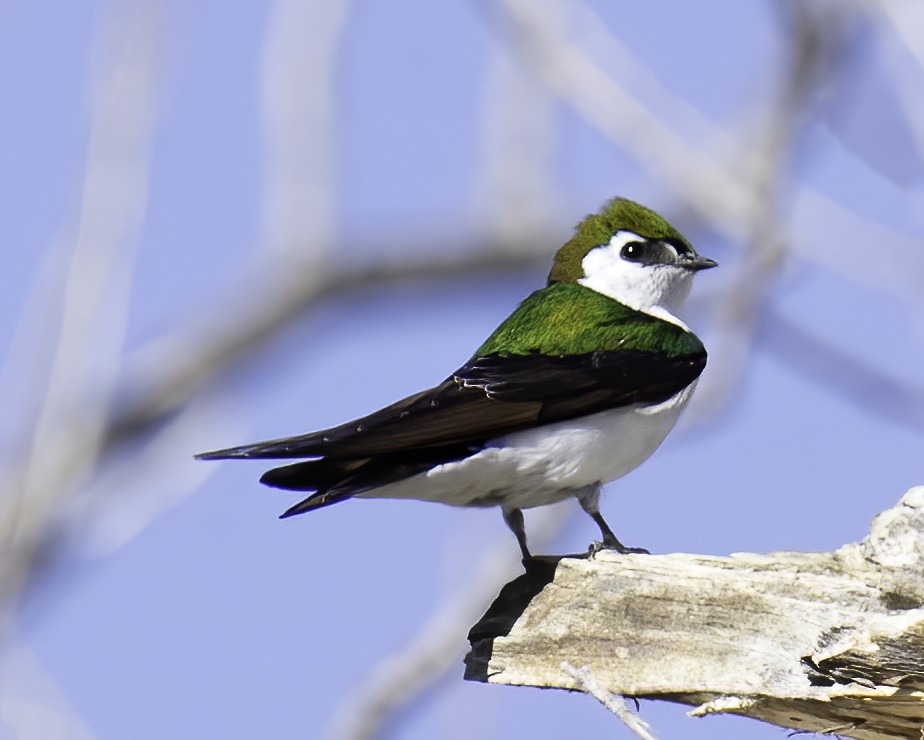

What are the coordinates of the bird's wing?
(195, 347, 705, 461)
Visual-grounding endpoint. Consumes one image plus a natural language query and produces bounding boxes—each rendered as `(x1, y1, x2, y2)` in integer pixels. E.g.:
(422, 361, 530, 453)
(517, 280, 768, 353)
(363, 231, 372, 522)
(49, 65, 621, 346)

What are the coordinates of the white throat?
(577, 231, 694, 328)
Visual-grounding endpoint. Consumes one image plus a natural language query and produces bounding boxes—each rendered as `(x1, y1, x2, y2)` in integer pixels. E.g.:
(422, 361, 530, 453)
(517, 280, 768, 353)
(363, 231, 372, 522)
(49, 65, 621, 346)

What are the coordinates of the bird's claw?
(588, 538, 650, 556)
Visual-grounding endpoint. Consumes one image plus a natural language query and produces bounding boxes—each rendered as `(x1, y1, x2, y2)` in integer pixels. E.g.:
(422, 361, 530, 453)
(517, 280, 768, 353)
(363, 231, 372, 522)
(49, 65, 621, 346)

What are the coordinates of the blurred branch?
(765, 307, 924, 432)
(53, 0, 357, 560)
(483, 0, 866, 420)
(103, 0, 920, 469)
(487, 0, 924, 302)
(0, 1, 164, 606)
(103, 0, 910, 460)
(486, 0, 754, 242)
(261, 0, 348, 258)
(477, 37, 562, 247)
(107, 244, 546, 446)
(0, 0, 551, 608)
(879, 0, 924, 71)
(874, 0, 924, 165)
(697, 2, 851, 413)
(0, 643, 98, 740)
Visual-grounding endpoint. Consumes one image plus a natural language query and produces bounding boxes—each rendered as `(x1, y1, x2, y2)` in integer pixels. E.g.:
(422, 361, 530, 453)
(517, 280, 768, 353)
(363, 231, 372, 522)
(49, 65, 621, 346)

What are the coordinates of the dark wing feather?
(196, 379, 541, 460)
(196, 348, 705, 463)
(459, 350, 703, 404)
(198, 347, 705, 511)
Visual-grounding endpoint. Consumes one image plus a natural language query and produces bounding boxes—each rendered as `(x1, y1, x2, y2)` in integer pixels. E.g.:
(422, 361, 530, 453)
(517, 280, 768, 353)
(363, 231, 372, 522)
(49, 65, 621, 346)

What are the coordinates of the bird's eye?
(620, 241, 647, 262)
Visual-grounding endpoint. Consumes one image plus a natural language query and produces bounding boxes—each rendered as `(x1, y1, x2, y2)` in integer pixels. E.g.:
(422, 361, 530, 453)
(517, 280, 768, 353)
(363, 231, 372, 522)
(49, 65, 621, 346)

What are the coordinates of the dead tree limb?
(466, 486, 924, 739)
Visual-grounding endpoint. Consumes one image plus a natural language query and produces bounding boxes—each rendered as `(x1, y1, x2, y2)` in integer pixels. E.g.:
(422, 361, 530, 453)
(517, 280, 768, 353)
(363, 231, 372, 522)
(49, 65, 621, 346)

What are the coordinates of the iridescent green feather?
(475, 283, 704, 359)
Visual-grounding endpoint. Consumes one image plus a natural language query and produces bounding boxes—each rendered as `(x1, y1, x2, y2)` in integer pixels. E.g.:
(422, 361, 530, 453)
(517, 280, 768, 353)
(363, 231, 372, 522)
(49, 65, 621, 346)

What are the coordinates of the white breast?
(359, 382, 697, 510)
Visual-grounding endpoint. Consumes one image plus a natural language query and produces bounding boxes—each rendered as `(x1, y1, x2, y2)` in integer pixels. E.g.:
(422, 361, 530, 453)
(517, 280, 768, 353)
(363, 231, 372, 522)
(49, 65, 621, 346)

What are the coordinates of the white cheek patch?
(577, 230, 691, 328)
(578, 230, 645, 306)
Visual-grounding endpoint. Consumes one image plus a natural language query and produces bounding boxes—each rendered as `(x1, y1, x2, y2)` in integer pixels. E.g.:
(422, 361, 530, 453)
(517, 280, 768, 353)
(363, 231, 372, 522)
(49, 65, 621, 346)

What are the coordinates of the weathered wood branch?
(465, 487, 924, 739)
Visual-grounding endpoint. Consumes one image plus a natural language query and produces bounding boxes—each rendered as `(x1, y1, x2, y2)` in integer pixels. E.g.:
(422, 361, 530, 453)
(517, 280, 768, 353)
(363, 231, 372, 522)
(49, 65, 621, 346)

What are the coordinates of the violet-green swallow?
(198, 198, 716, 560)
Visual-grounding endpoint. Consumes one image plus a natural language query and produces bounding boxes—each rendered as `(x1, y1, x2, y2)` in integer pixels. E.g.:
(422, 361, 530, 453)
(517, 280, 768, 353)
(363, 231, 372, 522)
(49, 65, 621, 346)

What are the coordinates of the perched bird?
(197, 198, 716, 560)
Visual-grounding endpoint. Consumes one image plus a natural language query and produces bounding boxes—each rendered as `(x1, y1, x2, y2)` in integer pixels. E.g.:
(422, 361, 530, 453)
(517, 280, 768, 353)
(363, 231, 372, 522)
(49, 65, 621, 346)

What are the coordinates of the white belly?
(358, 382, 697, 510)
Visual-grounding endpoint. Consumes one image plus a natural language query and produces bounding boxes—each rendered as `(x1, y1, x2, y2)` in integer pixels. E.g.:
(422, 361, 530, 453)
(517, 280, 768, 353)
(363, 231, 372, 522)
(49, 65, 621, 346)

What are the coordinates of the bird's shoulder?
(475, 282, 705, 360)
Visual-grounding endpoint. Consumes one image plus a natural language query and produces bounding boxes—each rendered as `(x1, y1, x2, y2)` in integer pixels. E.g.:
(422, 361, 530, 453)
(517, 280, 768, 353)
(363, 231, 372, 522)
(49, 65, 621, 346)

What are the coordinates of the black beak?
(681, 254, 718, 271)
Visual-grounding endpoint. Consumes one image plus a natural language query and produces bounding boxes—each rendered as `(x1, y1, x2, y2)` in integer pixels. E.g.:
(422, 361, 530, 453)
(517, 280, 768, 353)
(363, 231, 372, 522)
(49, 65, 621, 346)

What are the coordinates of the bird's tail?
(258, 458, 366, 518)
(198, 440, 472, 519)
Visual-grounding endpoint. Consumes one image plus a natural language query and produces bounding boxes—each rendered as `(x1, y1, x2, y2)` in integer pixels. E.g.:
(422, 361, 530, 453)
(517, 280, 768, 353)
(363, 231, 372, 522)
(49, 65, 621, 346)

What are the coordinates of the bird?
(197, 197, 716, 560)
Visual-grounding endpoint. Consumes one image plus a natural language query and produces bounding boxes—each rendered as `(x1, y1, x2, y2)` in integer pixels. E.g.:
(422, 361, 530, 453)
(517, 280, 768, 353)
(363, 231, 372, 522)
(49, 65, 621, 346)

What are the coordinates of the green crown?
(548, 198, 692, 284)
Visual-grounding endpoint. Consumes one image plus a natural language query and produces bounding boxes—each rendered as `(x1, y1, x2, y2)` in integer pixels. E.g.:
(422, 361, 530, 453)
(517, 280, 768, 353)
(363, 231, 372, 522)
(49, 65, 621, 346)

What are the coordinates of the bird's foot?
(588, 536, 650, 556)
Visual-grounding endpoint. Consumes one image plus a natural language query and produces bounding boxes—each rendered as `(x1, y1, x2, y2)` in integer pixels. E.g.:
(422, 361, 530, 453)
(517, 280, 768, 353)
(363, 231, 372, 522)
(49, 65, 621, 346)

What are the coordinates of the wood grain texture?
(466, 486, 924, 739)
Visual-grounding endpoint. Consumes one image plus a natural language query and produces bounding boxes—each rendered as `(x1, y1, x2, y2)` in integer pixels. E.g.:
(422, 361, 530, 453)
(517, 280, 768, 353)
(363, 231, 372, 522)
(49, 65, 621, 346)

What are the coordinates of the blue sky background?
(3, 1, 924, 738)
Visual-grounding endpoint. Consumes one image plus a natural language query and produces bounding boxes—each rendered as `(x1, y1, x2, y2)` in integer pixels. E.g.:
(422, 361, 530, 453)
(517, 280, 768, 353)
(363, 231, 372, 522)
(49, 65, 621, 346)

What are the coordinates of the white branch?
(561, 662, 658, 740)
(467, 486, 924, 739)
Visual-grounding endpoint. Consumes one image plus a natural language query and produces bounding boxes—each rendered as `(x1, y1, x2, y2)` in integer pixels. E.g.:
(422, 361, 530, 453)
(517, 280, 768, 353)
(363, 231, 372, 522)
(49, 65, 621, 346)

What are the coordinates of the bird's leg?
(577, 486, 649, 555)
(502, 507, 532, 562)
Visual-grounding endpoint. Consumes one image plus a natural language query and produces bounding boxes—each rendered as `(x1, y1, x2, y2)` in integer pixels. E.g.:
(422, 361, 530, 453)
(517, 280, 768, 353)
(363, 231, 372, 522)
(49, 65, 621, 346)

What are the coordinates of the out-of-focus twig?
(487, 0, 753, 242)
(0, 643, 98, 740)
(477, 39, 562, 249)
(696, 2, 851, 413)
(101, 0, 904, 458)
(107, 243, 547, 446)
(764, 308, 924, 432)
(261, 0, 349, 259)
(0, 1, 164, 607)
(484, 0, 863, 421)
(488, 0, 924, 301)
(72, 0, 356, 561)
(873, 0, 924, 166)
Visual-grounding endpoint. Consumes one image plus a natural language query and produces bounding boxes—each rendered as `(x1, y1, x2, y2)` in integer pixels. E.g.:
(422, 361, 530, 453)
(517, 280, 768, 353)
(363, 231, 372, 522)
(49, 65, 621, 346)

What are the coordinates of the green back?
(475, 283, 704, 359)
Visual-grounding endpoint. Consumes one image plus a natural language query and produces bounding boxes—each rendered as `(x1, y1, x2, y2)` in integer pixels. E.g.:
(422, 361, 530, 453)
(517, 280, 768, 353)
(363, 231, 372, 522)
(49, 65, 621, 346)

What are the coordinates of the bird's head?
(548, 197, 716, 318)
